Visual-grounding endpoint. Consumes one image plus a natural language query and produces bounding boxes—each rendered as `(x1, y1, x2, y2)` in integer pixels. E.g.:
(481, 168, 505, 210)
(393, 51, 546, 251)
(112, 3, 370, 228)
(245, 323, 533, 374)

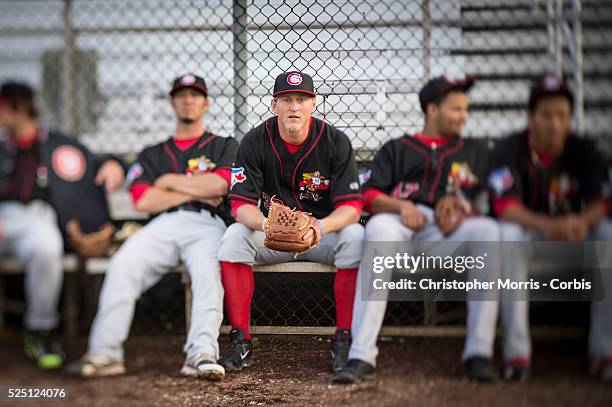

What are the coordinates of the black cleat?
(330, 329, 351, 372)
(24, 330, 64, 370)
(218, 328, 254, 371)
(464, 356, 499, 383)
(333, 359, 375, 384)
(503, 365, 530, 382)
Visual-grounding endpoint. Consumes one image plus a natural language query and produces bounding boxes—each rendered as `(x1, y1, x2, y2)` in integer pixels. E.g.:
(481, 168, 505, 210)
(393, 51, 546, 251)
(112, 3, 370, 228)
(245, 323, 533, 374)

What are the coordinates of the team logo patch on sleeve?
(359, 169, 372, 185)
(51, 145, 86, 182)
(126, 162, 143, 185)
(391, 182, 420, 199)
(231, 167, 247, 188)
(488, 166, 513, 196)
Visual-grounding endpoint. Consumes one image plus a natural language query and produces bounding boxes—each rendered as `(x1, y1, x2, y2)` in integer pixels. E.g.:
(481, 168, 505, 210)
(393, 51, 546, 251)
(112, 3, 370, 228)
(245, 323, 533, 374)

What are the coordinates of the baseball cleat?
(65, 353, 126, 378)
(463, 356, 499, 383)
(330, 329, 351, 372)
(181, 353, 225, 381)
(589, 357, 612, 382)
(333, 359, 375, 384)
(503, 357, 530, 382)
(218, 328, 254, 371)
(24, 330, 64, 370)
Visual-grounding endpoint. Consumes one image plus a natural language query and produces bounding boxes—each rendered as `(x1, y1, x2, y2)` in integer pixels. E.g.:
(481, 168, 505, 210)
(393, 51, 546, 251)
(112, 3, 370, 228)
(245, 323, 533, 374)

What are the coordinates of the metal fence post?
(233, 0, 250, 142)
(572, 0, 584, 134)
(62, 0, 77, 136)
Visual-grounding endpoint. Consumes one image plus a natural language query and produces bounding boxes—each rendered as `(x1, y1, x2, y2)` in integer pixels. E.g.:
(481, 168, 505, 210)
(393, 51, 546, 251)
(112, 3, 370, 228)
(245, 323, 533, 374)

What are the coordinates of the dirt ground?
(0, 331, 610, 407)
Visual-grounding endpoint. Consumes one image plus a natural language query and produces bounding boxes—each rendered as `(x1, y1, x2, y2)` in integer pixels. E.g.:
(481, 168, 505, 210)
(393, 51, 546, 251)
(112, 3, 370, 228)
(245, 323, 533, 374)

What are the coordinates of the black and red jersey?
(228, 116, 362, 218)
(129, 131, 238, 224)
(488, 130, 610, 216)
(363, 133, 489, 208)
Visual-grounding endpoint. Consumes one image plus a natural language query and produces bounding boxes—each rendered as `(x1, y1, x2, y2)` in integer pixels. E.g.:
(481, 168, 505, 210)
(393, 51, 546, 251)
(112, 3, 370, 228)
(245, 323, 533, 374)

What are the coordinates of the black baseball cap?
(528, 74, 573, 112)
(169, 73, 208, 97)
(418, 74, 475, 112)
(0, 81, 35, 105)
(272, 71, 316, 97)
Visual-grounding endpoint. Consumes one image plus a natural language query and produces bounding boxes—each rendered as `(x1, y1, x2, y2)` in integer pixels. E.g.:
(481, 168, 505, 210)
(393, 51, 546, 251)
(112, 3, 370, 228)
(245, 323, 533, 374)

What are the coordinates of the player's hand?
(565, 215, 588, 241)
(95, 160, 125, 193)
(302, 219, 323, 246)
(154, 174, 177, 190)
(544, 216, 587, 241)
(198, 197, 223, 207)
(399, 201, 427, 231)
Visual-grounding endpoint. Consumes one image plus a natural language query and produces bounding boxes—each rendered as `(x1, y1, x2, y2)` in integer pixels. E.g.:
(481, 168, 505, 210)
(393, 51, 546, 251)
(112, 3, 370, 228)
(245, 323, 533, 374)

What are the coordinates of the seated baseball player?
(490, 74, 612, 382)
(217, 71, 364, 372)
(66, 74, 238, 380)
(0, 81, 125, 370)
(334, 75, 502, 384)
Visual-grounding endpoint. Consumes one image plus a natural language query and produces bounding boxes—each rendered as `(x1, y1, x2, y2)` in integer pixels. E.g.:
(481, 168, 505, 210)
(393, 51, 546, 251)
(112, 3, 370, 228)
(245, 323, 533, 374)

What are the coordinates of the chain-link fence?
(1, 0, 610, 333)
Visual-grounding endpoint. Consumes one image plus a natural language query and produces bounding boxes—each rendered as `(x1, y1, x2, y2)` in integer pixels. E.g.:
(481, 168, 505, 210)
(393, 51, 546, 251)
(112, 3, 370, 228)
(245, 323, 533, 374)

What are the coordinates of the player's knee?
(337, 223, 365, 245)
(218, 222, 254, 262)
(28, 224, 63, 261)
(499, 221, 527, 241)
(461, 217, 499, 241)
(590, 219, 612, 240)
(365, 213, 406, 241)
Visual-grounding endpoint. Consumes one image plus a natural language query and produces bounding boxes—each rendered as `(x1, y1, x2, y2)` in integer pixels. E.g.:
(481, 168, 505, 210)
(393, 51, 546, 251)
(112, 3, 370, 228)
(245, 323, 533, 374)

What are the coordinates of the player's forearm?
(580, 200, 607, 230)
(320, 205, 360, 234)
(370, 194, 411, 215)
(236, 203, 266, 231)
(155, 173, 228, 198)
(134, 186, 192, 214)
(501, 204, 554, 234)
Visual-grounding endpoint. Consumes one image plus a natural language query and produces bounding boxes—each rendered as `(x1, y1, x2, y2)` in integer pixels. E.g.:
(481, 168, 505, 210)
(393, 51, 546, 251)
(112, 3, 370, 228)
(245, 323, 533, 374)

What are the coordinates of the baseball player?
(66, 74, 238, 380)
(0, 81, 125, 370)
(490, 74, 612, 382)
(217, 71, 364, 372)
(334, 75, 503, 384)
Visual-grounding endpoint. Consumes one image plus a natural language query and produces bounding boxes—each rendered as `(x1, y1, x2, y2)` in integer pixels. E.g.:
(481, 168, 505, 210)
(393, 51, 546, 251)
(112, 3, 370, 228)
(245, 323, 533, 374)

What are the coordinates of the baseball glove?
(66, 219, 115, 258)
(434, 195, 473, 236)
(264, 198, 321, 253)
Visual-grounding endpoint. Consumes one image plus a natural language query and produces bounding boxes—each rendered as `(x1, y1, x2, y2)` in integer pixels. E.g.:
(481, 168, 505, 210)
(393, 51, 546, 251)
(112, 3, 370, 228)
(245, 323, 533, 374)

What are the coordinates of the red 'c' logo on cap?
(287, 73, 303, 86)
(180, 74, 196, 85)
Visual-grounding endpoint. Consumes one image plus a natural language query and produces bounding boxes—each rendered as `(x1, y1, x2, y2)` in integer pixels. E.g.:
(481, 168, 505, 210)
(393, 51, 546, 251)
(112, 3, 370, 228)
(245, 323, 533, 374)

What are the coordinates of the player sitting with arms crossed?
(335, 75, 503, 384)
(66, 74, 238, 381)
(0, 82, 125, 370)
(217, 71, 364, 373)
(490, 75, 612, 382)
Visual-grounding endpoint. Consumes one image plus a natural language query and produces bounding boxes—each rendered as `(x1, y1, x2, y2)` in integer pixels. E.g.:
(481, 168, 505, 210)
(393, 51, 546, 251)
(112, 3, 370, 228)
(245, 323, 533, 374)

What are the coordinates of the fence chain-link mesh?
(1, 0, 611, 333)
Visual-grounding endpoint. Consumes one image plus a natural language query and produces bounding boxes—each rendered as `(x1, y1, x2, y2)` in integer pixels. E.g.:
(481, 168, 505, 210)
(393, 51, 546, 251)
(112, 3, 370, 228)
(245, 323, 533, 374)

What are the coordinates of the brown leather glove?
(264, 198, 321, 253)
(66, 219, 115, 258)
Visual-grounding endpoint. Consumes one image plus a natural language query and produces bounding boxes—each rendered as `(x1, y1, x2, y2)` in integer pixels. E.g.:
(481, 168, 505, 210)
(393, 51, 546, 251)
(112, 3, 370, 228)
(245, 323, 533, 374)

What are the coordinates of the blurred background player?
(0, 81, 125, 370)
(490, 74, 612, 382)
(218, 71, 364, 373)
(335, 75, 502, 384)
(66, 74, 238, 380)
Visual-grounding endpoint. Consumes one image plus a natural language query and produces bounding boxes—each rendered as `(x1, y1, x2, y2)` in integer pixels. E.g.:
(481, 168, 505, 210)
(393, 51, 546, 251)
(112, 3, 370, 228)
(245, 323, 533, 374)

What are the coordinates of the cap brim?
(169, 84, 208, 96)
(442, 76, 475, 95)
(272, 89, 316, 98)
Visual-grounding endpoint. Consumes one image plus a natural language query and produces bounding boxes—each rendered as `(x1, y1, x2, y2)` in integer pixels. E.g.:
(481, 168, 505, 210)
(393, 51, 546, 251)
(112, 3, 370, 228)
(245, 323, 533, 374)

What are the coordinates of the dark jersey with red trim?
(129, 131, 238, 224)
(363, 134, 488, 207)
(229, 117, 361, 218)
(0, 129, 126, 235)
(488, 130, 610, 216)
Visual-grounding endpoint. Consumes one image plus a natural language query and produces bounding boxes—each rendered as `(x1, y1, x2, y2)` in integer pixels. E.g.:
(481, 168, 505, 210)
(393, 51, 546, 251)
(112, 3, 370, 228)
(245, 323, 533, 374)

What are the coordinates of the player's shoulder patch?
(126, 162, 144, 185)
(488, 166, 514, 196)
(231, 166, 247, 188)
(51, 145, 86, 182)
